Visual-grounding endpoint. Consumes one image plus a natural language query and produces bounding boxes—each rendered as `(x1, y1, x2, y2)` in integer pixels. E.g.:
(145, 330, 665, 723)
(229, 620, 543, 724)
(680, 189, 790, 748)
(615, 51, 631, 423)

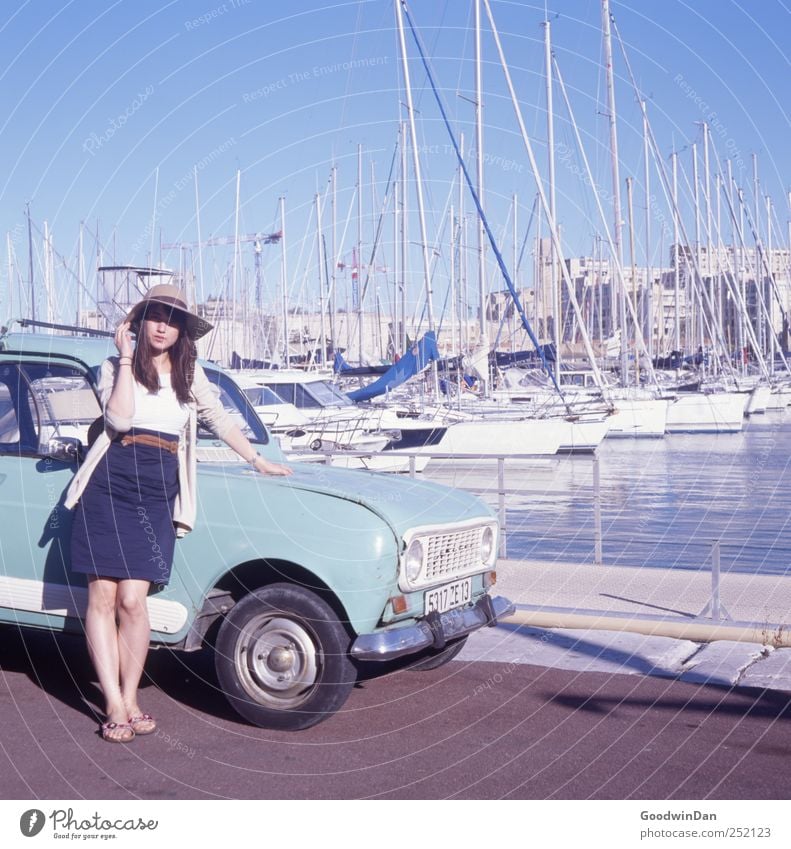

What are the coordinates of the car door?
(0, 357, 97, 632)
(0, 353, 195, 640)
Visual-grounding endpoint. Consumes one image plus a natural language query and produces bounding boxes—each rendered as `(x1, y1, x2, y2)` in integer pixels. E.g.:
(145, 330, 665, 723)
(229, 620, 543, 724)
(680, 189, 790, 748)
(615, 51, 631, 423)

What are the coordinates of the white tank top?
(131, 373, 190, 435)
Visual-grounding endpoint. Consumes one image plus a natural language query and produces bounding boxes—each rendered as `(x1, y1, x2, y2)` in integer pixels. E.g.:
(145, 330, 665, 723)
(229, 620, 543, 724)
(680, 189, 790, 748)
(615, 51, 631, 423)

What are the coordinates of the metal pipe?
(503, 607, 791, 648)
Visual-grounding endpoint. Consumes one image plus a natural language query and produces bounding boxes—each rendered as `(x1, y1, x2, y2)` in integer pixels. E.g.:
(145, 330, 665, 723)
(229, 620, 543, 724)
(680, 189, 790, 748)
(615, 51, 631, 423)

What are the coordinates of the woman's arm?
(221, 424, 292, 476)
(102, 321, 136, 431)
(191, 363, 291, 476)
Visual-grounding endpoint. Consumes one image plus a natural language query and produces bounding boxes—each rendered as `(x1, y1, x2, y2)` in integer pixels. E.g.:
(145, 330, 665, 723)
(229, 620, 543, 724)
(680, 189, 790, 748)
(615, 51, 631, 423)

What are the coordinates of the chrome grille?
(423, 526, 483, 583)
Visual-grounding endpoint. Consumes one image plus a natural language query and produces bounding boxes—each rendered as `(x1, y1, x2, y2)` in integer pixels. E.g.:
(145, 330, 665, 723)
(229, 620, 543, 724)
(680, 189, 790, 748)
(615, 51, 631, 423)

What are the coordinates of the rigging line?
(336, 0, 366, 135)
(610, 13, 741, 384)
(733, 176, 791, 333)
(414, 0, 452, 114)
(552, 53, 660, 386)
(26, 218, 112, 321)
(498, 197, 540, 356)
(516, 193, 539, 276)
(715, 164, 789, 373)
(453, 0, 474, 124)
(696, 152, 775, 373)
(357, 140, 399, 309)
(400, 0, 566, 404)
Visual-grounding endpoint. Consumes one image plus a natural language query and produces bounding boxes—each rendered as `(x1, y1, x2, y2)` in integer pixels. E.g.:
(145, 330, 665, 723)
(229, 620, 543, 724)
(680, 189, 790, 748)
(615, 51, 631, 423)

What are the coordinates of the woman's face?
(142, 303, 182, 353)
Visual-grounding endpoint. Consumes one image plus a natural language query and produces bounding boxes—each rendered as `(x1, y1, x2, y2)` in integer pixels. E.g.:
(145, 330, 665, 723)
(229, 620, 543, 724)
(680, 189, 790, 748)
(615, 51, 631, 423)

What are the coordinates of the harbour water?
(425, 412, 791, 575)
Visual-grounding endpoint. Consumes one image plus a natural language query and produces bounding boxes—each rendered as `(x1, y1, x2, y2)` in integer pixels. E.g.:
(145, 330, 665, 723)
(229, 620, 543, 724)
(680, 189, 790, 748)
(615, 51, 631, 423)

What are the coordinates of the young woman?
(66, 285, 291, 743)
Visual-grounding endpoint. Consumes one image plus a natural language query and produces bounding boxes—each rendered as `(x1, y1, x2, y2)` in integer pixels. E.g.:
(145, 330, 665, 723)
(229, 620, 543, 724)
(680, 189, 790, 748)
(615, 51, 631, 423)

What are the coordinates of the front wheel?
(214, 583, 356, 730)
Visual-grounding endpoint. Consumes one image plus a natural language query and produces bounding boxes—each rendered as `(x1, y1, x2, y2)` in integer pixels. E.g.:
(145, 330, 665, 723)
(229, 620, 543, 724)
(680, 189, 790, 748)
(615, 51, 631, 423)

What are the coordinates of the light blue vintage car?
(0, 325, 513, 729)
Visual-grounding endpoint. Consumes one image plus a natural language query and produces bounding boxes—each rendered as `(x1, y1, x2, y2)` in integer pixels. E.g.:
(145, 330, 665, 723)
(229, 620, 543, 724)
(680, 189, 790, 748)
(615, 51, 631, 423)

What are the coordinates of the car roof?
(0, 331, 222, 374)
(0, 331, 117, 364)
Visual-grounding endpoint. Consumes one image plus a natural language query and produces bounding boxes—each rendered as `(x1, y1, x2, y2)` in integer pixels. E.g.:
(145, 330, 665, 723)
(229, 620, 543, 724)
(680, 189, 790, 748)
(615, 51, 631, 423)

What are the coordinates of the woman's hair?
(131, 306, 196, 403)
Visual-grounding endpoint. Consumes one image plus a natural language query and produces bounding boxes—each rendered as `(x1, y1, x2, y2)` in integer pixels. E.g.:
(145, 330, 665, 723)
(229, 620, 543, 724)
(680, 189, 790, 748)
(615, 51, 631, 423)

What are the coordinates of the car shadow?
(0, 624, 104, 722)
(0, 621, 246, 726)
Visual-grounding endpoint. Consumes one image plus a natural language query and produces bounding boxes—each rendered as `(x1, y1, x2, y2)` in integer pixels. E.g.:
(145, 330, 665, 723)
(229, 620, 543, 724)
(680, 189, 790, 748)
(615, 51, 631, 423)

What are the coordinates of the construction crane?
(162, 231, 282, 309)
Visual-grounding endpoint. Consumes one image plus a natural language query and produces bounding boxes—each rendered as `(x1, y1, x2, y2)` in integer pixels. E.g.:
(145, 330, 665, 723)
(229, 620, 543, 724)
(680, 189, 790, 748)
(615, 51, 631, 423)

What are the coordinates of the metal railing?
(290, 447, 595, 560)
(287, 445, 791, 630)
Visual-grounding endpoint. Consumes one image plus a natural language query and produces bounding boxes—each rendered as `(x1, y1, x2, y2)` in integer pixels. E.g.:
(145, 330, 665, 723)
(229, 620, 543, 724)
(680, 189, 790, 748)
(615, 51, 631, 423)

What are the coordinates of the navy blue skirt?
(70, 428, 180, 585)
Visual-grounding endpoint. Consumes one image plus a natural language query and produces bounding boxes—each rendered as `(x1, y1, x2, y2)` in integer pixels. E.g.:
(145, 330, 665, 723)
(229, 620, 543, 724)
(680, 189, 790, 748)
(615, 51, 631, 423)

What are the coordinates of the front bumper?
(350, 594, 515, 661)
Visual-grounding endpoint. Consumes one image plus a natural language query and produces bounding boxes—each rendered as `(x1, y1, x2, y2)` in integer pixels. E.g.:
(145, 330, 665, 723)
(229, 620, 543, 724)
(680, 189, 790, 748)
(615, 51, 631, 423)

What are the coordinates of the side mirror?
(45, 436, 84, 464)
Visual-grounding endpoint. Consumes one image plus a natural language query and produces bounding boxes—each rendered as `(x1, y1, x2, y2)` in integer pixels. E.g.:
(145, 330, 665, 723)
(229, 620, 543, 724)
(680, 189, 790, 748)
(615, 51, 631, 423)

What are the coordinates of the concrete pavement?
(460, 558, 791, 691)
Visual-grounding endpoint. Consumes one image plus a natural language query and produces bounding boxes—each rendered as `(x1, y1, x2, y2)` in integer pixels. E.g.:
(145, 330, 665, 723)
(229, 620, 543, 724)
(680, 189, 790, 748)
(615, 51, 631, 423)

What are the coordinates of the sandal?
(101, 721, 135, 744)
(128, 713, 157, 736)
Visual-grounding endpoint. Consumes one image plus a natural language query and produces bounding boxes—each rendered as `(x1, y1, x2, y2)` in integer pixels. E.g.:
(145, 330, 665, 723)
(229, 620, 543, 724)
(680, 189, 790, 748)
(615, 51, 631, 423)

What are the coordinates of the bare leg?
(116, 579, 155, 732)
(85, 577, 131, 741)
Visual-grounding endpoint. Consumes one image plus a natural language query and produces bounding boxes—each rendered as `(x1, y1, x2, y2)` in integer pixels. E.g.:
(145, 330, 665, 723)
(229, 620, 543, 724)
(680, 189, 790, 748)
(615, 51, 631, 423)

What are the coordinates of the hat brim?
(126, 297, 213, 341)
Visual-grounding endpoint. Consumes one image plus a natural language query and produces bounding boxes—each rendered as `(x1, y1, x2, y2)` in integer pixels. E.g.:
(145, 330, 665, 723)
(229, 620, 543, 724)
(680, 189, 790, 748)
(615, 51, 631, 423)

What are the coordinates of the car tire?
(407, 635, 469, 671)
(214, 583, 356, 730)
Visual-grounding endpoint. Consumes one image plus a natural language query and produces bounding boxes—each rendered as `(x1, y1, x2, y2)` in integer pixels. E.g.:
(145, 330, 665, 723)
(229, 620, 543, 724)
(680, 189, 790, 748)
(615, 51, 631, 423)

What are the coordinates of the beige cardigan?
(64, 357, 236, 535)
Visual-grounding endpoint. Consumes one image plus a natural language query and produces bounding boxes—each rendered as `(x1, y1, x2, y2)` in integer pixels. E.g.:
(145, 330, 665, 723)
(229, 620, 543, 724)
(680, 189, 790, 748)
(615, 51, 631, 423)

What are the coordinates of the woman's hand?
(115, 320, 134, 358)
(250, 455, 292, 476)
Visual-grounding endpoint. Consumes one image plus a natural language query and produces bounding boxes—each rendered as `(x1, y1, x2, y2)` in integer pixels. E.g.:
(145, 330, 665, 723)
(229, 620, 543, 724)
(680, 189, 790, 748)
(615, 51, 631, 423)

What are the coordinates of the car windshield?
(199, 366, 268, 444)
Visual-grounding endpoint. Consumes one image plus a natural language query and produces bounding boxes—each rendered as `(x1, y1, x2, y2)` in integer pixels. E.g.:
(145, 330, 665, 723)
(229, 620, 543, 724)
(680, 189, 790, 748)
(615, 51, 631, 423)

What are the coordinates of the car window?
(198, 366, 268, 444)
(0, 379, 21, 445)
(21, 363, 101, 449)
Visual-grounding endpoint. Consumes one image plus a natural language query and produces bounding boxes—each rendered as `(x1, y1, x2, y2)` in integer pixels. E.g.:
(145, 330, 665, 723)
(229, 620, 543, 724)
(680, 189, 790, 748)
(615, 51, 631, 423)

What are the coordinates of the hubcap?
(236, 615, 320, 709)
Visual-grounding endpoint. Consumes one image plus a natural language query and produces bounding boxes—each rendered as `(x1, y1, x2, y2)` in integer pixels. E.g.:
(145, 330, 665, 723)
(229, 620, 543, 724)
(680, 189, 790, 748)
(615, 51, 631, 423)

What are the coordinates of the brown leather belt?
(120, 433, 179, 454)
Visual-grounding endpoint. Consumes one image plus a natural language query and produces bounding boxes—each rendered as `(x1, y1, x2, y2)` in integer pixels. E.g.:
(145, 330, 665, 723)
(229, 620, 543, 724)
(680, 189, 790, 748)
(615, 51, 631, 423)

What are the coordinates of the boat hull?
(605, 398, 668, 438)
(665, 392, 745, 433)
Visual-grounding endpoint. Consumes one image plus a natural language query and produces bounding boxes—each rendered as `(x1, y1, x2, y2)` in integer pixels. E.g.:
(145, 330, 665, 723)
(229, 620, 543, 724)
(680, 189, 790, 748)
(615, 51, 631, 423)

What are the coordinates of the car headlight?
(405, 538, 424, 583)
(481, 526, 495, 565)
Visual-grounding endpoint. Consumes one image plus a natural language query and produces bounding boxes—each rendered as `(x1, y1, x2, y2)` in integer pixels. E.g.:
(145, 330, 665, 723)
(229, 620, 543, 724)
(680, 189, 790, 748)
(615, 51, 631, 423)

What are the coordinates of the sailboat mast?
(766, 193, 775, 373)
(458, 132, 466, 353)
(316, 192, 326, 368)
(702, 123, 716, 353)
(395, 0, 436, 338)
(280, 196, 289, 367)
(643, 101, 653, 362)
(602, 0, 627, 381)
(626, 178, 638, 382)
(544, 17, 559, 380)
(331, 164, 338, 358)
(671, 152, 681, 355)
(474, 0, 486, 347)
(26, 202, 35, 322)
(400, 120, 408, 353)
(5, 232, 13, 318)
(752, 153, 766, 358)
(231, 170, 241, 366)
(193, 168, 205, 305)
(691, 144, 700, 361)
(511, 193, 518, 352)
(357, 144, 364, 363)
(732, 163, 745, 370)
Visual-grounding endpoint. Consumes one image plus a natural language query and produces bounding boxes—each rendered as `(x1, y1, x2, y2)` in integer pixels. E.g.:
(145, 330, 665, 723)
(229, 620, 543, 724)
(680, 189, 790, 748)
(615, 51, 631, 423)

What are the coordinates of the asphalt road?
(1, 624, 790, 800)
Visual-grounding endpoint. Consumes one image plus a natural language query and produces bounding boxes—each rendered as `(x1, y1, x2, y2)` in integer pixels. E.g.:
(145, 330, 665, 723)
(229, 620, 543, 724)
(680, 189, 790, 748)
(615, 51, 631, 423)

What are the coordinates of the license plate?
(424, 578, 472, 615)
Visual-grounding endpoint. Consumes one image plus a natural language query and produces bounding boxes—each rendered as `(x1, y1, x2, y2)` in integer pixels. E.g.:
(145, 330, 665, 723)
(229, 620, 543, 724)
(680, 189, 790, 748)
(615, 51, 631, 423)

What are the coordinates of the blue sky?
(2, 0, 790, 323)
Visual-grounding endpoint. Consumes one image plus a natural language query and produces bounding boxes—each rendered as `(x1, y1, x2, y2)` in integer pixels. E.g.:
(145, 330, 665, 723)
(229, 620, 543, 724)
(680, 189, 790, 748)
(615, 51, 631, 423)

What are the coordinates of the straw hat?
(126, 284, 213, 340)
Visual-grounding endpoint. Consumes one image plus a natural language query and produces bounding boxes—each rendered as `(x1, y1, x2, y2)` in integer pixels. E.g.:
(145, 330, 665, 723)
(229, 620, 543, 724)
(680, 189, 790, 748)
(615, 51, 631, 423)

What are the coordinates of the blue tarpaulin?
(346, 332, 440, 402)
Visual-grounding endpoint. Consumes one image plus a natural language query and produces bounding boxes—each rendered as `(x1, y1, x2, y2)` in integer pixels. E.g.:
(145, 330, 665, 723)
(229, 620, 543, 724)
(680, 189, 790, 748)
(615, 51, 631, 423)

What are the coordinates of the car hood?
(196, 461, 494, 540)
